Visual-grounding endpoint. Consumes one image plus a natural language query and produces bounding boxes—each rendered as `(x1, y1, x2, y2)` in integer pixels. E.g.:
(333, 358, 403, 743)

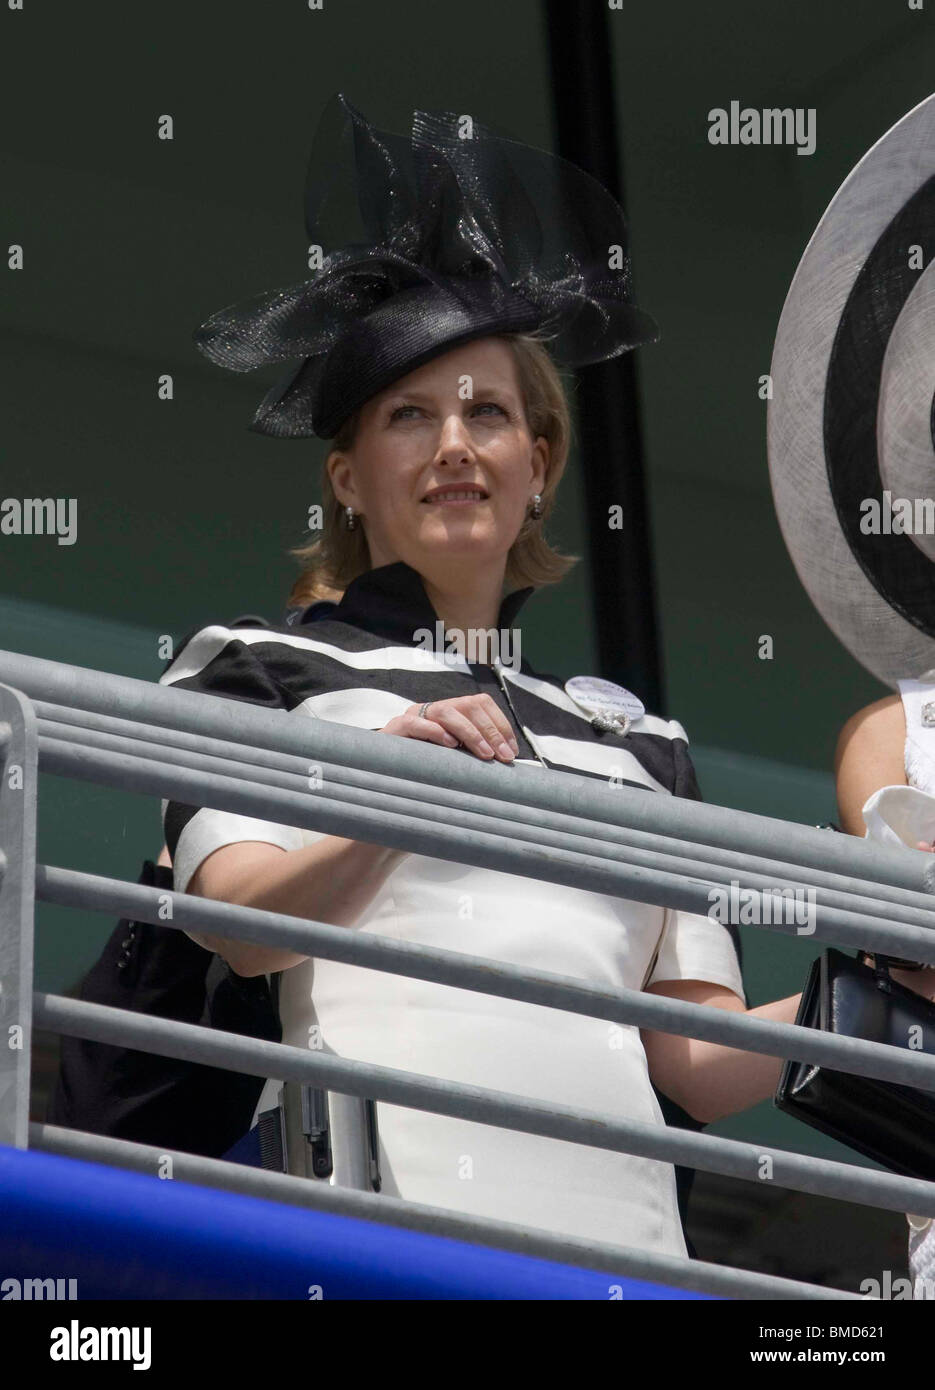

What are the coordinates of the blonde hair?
(286, 331, 578, 609)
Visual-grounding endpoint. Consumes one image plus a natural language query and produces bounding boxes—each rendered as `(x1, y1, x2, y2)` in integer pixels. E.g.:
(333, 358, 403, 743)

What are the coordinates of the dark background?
(2, 0, 932, 1290)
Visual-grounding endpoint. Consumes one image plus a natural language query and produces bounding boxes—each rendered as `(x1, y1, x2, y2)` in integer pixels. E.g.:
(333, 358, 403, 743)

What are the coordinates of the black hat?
(193, 93, 660, 440)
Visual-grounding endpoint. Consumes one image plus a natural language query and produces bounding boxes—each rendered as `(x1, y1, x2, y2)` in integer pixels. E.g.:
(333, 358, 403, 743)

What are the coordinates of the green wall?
(3, 0, 933, 1177)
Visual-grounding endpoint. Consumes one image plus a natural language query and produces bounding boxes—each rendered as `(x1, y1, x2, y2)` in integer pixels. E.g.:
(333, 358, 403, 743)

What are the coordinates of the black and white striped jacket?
(159, 559, 704, 862)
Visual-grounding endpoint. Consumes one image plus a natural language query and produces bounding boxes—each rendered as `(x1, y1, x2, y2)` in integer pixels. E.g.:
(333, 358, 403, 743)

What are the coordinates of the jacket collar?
(329, 560, 536, 647)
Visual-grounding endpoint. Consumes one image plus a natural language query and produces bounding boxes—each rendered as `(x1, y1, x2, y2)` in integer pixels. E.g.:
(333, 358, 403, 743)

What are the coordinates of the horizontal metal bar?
(36, 863, 935, 1095)
(3, 648, 931, 893)
(35, 735, 935, 964)
(33, 991, 935, 1218)
(9, 659, 933, 1299)
(29, 1123, 859, 1301)
(38, 714, 935, 947)
(37, 698, 935, 920)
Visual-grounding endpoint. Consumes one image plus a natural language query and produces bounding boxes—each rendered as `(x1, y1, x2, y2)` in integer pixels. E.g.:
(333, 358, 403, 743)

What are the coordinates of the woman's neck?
(420, 569, 506, 648)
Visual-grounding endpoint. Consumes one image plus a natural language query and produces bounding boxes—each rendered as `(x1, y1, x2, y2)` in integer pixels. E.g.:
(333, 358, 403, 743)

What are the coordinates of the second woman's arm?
(834, 694, 905, 836)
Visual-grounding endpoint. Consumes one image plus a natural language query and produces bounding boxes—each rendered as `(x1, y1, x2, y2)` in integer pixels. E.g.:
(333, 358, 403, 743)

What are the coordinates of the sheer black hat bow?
(193, 93, 660, 440)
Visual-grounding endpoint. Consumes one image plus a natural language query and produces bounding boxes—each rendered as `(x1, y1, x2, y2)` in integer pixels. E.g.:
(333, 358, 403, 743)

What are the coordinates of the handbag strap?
(860, 948, 923, 974)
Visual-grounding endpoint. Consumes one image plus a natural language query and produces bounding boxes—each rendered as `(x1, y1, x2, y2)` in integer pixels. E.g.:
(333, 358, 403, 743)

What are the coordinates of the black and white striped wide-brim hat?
(768, 92, 935, 689)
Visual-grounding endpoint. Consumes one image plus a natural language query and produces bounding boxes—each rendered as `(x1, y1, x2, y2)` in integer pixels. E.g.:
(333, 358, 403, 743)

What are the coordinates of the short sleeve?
(158, 622, 314, 896)
(167, 804, 307, 896)
(647, 907, 746, 1002)
(649, 722, 745, 1000)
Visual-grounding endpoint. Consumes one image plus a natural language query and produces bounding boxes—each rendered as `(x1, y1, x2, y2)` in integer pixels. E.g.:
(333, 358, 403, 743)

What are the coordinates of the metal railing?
(2, 645, 935, 1300)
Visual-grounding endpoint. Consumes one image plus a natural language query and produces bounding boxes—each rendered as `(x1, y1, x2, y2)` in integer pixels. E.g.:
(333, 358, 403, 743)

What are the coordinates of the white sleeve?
(647, 907, 746, 1002)
(168, 803, 309, 895)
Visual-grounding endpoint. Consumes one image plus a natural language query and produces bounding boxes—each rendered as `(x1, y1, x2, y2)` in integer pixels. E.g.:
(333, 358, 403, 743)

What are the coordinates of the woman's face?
(327, 337, 549, 579)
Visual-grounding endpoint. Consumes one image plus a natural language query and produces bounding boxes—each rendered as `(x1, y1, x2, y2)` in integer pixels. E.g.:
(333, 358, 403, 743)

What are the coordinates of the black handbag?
(775, 947, 935, 1180)
(49, 858, 281, 1158)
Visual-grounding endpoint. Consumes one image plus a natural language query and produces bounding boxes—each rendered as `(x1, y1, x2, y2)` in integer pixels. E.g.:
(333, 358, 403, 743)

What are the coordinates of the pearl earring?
(345, 506, 357, 531)
(529, 494, 543, 520)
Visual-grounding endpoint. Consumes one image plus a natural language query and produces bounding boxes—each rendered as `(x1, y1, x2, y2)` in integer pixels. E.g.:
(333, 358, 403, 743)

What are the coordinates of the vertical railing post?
(0, 685, 38, 1148)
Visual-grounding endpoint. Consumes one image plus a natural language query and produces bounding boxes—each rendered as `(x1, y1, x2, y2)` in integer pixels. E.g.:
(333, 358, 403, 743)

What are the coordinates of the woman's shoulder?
(158, 614, 329, 697)
(514, 664, 697, 796)
(158, 607, 390, 713)
(836, 694, 904, 753)
(161, 614, 283, 673)
(162, 606, 353, 670)
(834, 694, 907, 794)
(522, 664, 692, 744)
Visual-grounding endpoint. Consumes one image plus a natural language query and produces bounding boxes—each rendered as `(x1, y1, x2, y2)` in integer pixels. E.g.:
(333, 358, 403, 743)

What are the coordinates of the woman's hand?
(859, 951, 935, 1002)
(380, 694, 519, 763)
(882, 842, 935, 997)
(855, 846, 935, 999)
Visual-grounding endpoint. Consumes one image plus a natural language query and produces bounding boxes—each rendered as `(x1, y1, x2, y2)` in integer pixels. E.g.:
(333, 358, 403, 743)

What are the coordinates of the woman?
(836, 686, 935, 1295)
(159, 95, 805, 1259)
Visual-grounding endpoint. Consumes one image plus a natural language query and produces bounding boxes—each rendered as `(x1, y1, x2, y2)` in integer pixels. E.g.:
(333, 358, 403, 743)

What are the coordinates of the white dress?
(173, 798, 746, 1259)
(860, 675, 935, 1297)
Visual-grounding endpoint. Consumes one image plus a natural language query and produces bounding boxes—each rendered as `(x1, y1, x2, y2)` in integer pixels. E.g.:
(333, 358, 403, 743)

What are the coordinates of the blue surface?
(221, 1125, 263, 1168)
(0, 1145, 716, 1300)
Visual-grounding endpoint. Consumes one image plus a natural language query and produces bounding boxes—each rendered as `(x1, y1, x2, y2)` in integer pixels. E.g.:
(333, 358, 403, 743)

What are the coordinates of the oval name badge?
(564, 676, 645, 726)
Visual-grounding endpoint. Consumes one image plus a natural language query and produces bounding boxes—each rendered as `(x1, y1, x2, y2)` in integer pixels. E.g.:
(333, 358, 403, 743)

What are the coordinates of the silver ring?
(418, 701, 432, 720)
